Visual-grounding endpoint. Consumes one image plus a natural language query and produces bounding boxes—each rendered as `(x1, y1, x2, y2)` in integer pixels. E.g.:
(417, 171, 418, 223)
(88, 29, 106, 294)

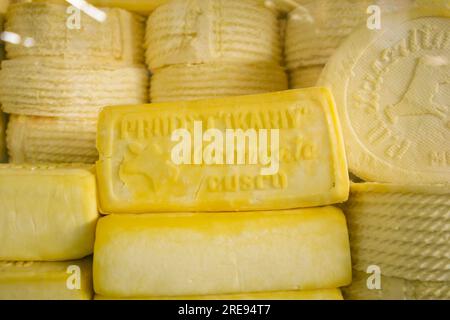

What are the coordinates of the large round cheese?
(289, 65, 323, 89)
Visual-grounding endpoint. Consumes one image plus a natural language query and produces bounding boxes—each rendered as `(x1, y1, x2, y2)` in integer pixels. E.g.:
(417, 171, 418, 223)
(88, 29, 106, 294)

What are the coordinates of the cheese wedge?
(0, 58, 149, 118)
(344, 270, 449, 300)
(5, 2, 145, 64)
(145, 0, 282, 70)
(96, 88, 349, 213)
(150, 62, 288, 103)
(289, 66, 323, 89)
(93, 207, 352, 297)
(7, 115, 98, 164)
(0, 259, 93, 300)
(318, 10, 450, 184)
(95, 289, 344, 300)
(0, 111, 5, 163)
(0, 164, 99, 261)
(345, 183, 450, 282)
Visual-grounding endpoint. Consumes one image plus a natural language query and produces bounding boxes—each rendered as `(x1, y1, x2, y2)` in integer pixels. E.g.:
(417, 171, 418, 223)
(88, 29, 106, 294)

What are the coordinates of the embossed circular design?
(319, 11, 450, 183)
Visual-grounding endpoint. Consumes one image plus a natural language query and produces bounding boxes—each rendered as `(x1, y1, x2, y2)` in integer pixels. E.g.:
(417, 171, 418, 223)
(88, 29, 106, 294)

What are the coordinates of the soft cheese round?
(5, 1, 145, 64)
(7, 115, 98, 164)
(289, 65, 323, 89)
(0, 58, 149, 118)
(150, 62, 288, 102)
(318, 10, 450, 184)
(145, 0, 282, 71)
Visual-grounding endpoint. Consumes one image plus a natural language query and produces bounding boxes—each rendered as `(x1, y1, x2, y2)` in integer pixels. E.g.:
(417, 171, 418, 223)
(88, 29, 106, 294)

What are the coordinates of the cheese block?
(90, 0, 169, 13)
(345, 183, 450, 282)
(145, 0, 282, 70)
(95, 289, 344, 300)
(93, 207, 352, 297)
(5, 2, 145, 64)
(96, 88, 349, 213)
(289, 66, 323, 89)
(150, 62, 288, 103)
(0, 58, 149, 118)
(318, 9, 450, 183)
(0, 164, 99, 261)
(0, 111, 6, 163)
(0, 259, 92, 300)
(7, 115, 98, 164)
(344, 270, 450, 300)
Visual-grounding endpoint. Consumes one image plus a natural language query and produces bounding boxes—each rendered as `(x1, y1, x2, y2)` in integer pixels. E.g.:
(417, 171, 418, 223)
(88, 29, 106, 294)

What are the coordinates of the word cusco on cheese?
(93, 207, 352, 297)
(96, 88, 349, 213)
(0, 164, 99, 261)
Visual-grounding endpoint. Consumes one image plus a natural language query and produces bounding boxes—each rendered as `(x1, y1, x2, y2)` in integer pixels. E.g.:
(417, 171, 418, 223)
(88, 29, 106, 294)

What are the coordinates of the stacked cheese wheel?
(0, 1, 149, 164)
(0, 1, 7, 162)
(145, 0, 287, 102)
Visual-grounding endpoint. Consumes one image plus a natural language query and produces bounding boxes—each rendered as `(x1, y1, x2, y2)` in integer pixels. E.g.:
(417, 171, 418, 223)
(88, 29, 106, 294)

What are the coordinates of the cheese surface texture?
(150, 62, 288, 103)
(7, 115, 97, 164)
(145, 0, 281, 70)
(0, 58, 148, 118)
(95, 289, 343, 300)
(0, 259, 92, 300)
(93, 207, 352, 297)
(318, 11, 450, 183)
(0, 111, 5, 163)
(345, 183, 450, 282)
(0, 164, 99, 261)
(96, 88, 349, 213)
(289, 66, 323, 89)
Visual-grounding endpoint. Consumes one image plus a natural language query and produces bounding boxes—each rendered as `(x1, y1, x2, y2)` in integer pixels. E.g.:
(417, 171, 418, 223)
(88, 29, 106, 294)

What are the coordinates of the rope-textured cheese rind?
(7, 115, 98, 164)
(0, 58, 149, 118)
(6, 2, 145, 64)
(150, 62, 287, 102)
(0, 111, 5, 163)
(145, 0, 282, 70)
(289, 65, 323, 89)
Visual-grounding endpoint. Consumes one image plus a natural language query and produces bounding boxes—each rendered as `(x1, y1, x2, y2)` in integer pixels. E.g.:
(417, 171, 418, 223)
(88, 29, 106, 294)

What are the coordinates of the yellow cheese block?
(7, 115, 98, 164)
(0, 111, 6, 163)
(96, 88, 349, 213)
(345, 183, 450, 282)
(90, 0, 169, 13)
(150, 62, 288, 103)
(0, 58, 149, 118)
(95, 289, 344, 300)
(0, 259, 93, 300)
(318, 9, 450, 184)
(289, 66, 324, 89)
(93, 207, 352, 297)
(145, 0, 282, 70)
(344, 270, 449, 300)
(0, 164, 99, 261)
(5, 2, 145, 64)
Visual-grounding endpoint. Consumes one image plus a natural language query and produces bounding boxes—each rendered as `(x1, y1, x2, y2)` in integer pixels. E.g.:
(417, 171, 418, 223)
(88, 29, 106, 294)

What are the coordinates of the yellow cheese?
(345, 183, 450, 282)
(7, 115, 98, 164)
(95, 289, 343, 300)
(289, 66, 323, 89)
(0, 111, 6, 163)
(150, 62, 288, 103)
(344, 270, 449, 300)
(0, 259, 92, 300)
(93, 207, 352, 297)
(5, 2, 145, 64)
(0, 164, 99, 261)
(90, 0, 169, 13)
(145, 0, 282, 70)
(318, 9, 450, 184)
(96, 88, 349, 213)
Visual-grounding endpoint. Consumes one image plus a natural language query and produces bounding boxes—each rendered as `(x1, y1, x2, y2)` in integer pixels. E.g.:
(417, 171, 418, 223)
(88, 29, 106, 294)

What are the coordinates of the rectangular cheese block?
(97, 88, 349, 213)
(0, 259, 93, 300)
(90, 0, 168, 13)
(93, 207, 352, 297)
(95, 289, 343, 300)
(0, 164, 99, 261)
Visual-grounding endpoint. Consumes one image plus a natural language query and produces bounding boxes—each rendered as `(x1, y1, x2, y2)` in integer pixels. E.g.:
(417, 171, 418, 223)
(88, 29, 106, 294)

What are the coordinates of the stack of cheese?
(318, 7, 450, 299)
(0, 164, 99, 300)
(93, 88, 353, 300)
(0, 1, 149, 164)
(0, 0, 9, 163)
(145, 0, 287, 103)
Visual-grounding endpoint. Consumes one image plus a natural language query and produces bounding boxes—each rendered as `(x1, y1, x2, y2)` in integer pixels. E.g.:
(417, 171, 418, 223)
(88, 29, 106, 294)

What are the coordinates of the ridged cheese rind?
(145, 0, 282, 70)
(93, 207, 352, 297)
(150, 62, 288, 103)
(95, 289, 343, 300)
(0, 111, 5, 163)
(96, 88, 349, 213)
(0, 259, 93, 300)
(0, 164, 99, 261)
(289, 66, 323, 89)
(0, 58, 149, 118)
(7, 115, 98, 164)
